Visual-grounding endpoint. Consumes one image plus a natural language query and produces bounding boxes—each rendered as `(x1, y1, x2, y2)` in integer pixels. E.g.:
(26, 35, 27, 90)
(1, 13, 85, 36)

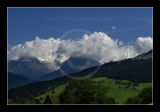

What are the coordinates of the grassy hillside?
(35, 84, 67, 104)
(29, 77, 151, 104)
(93, 77, 151, 103)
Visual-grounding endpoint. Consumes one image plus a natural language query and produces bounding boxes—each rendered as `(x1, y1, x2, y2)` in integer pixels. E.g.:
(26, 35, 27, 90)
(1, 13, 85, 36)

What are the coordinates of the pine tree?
(43, 95, 52, 104)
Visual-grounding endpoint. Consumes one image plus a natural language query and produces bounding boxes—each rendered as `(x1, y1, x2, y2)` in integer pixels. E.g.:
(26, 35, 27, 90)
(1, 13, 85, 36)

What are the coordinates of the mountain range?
(37, 57, 101, 81)
(8, 56, 101, 88)
(8, 56, 57, 79)
(71, 52, 152, 82)
(8, 50, 152, 98)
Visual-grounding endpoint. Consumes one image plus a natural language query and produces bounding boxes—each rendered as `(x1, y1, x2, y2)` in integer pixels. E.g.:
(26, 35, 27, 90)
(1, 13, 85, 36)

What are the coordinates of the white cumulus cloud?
(136, 37, 153, 53)
(8, 32, 153, 71)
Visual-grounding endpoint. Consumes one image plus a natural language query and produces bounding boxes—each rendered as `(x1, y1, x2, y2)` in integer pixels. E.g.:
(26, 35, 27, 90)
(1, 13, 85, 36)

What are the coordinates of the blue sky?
(8, 8, 152, 46)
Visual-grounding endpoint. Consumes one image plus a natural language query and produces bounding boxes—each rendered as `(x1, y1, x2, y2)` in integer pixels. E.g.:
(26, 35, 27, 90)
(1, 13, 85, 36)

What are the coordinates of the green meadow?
(35, 77, 151, 104)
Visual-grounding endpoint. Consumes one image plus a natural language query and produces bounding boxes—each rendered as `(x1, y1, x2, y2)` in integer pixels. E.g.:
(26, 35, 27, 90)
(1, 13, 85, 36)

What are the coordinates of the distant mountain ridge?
(37, 57, 101, 81)
(61, 57, 101, 73)
(69, 50, 152, 82)
(133, 50, 152, 60)
(8, 72, 32, 89)
(8, 56, 101, 86)
(8, 56, 57, 79)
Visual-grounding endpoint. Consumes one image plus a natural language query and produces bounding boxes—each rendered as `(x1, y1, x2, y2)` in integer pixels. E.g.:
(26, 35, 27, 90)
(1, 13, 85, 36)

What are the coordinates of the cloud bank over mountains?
(8, 32, 153, 69)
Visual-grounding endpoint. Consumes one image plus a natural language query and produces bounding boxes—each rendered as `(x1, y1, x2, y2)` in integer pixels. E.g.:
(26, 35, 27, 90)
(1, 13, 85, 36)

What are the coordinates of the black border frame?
(0, 0, 160, 111)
